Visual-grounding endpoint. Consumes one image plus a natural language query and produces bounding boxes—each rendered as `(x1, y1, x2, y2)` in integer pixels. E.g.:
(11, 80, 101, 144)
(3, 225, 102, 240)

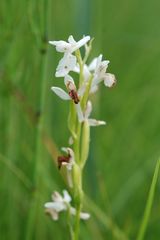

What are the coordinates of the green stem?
(71, 49, 93, 240)
(67, 207, 74, 240)
(74, 204, 81, 240)
(81, 74, 93, 109)
(74, 120, 82, 164)
(75, 49, 84, 87)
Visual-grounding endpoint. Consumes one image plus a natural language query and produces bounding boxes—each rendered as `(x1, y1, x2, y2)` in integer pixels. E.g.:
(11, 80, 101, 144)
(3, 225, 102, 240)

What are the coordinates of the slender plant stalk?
(136, 159, 160, 240)
(71, 50, 91, 239)
(74, 204, 81, 240)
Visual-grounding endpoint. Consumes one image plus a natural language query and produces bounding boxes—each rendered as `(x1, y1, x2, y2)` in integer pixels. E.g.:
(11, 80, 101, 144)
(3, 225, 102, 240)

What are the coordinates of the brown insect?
(69, 90, 79, 104)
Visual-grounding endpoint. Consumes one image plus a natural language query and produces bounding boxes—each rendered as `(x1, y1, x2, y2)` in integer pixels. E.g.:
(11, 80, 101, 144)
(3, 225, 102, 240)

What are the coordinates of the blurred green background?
(0, 0, 160, 239)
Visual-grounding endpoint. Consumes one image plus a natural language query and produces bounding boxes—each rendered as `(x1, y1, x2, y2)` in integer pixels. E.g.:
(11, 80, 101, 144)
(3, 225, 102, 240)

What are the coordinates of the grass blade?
(136, 158, 160, 240)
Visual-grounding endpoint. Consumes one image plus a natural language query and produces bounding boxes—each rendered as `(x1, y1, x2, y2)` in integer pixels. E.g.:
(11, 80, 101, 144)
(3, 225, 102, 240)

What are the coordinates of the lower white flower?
(44, 190, 90, 221)
(57, 147, 75, 187)
(61, 147, 75, 171)
(44, 190, 71, 220)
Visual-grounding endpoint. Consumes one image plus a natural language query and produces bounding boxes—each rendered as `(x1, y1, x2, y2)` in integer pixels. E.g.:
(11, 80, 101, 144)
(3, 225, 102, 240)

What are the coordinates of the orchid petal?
(61, 147, 75, 161)
(70, 207, 90, 220)
(88, 57, 98, 71)
(61, 147, 75, 170)
(55, 53, 77, 77)
(75, 103, 84, 122)
(49, 40, 71, 53)
(85, 101, 92, 119)
(78, 84, 86, 97)
(91, 76, 103, 89)
(73, 64, 91, 82)
(73, 64, 80, 73)
(83, 64, 91, 81)
(71, 36, 90, 52)
(45, 208, 59, 220)
(64, 75, 75, 90)
(68, 35, 76, 44)
(90, 84, 99, 94)
(51, 87, 71, 100)
(88, 119, 106, 126)
(80, 212, 90, 220)
(52, 191, 63, 202)
(63, 190, 72, 203)
(44, 202, 65, 212)
(68, 136, 74, 145)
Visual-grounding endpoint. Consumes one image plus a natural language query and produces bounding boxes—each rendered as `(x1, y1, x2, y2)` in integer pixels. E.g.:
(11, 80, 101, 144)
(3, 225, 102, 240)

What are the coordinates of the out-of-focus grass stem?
(25, 0, 50, 239)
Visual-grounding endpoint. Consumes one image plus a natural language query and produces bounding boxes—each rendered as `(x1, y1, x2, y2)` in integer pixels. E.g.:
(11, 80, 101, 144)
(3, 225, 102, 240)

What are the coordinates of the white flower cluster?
(49, 35, 116, 124)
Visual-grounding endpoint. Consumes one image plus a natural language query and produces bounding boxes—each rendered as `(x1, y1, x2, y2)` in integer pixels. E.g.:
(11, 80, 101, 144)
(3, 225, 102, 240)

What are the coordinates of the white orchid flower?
(60, 147, 75, 187)
(73, 54, 116, 94)
(44, 190, 90, 221)
(84, 101, 106, 126)
(57, 147, 75, 187)
(55, 53, 77, 77)
(91, 55, 116, 90)
(51, 75, 78, 102)
(51, 75, 84, 122)
(91, 54, 109, 89)
(49, 35, 90, 54)
(61, 147, 75, 171)
(49, 35, 90, 77)
(44, 190, 71, 220)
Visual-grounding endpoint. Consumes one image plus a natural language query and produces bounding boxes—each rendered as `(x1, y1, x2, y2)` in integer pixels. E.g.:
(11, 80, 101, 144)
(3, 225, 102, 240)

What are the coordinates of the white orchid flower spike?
(44, 190, 71, 220)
